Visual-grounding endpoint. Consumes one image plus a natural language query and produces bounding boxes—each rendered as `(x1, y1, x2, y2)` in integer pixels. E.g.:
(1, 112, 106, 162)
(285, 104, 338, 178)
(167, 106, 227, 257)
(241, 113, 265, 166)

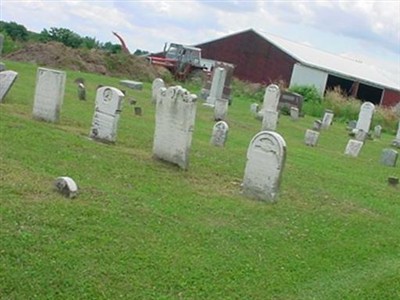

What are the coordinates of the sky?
(1, 0, 400, 83)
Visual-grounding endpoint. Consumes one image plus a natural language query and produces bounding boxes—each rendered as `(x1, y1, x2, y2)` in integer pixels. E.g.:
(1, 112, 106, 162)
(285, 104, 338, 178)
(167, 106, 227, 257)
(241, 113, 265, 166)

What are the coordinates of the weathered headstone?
(250, 103, 259, 114)
(0, 70, 18, 103)
(392, 121, 400, 148)
(89, 86, 124, 143)
(54, 176, 78, 198)
(312, 119, 322, 131)
(380, 148, 398, 167)
(120, 80, 143, 90)
(77, 82, 86, 100)
(153, 86, 197, 170)
(344, 139, 364, 157)
(205, 67, 226, 107)
(242, 131, 286, 203)
(354, 129, 368, 142)
(356, 102, 375, 133)
(304, 129, 320, 147)
(210, 121, 229, 147)
(278, 91, 303, 113)
(214, 96, 229, 121)
(321, 110, 334, 129)
(152, 78, 165, 104)
(290, 107, 299, 120)
(260, 84, 280, 131)
(134, 106, 142, 116)
(32, 67, 66, 123)
(373, 125, 382, 139)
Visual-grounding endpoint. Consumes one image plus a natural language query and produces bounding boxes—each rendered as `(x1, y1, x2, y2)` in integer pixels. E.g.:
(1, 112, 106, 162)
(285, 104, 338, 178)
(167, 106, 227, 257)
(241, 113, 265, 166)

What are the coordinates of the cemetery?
(1, 58, 399, 299)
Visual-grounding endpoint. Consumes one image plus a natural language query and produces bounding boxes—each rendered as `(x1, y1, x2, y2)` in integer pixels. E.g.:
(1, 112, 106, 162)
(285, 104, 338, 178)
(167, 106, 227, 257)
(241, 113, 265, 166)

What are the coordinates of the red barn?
(196, 29, 400, 107)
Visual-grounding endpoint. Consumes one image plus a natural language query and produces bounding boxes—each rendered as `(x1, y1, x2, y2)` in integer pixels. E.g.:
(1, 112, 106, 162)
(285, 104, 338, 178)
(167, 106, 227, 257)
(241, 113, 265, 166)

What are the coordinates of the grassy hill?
(1, 60, 399, 299)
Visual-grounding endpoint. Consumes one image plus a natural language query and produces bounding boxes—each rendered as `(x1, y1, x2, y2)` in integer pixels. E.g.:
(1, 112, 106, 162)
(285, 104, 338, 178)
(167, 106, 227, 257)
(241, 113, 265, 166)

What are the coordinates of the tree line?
(0, 21, 149, 56)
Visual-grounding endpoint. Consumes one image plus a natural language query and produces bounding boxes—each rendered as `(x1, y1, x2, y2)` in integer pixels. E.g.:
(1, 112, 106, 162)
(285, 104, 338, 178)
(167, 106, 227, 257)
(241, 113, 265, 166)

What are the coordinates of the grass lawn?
(1, 60, 399, 299)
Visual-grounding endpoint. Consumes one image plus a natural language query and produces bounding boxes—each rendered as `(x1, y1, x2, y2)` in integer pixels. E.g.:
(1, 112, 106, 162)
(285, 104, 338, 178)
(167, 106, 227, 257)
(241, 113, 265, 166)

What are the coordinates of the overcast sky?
(2, 0, 400, 82)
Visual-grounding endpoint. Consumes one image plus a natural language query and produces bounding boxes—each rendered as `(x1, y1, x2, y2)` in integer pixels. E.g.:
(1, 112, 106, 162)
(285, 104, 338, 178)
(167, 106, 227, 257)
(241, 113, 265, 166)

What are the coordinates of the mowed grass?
(1, 60, 399, 299)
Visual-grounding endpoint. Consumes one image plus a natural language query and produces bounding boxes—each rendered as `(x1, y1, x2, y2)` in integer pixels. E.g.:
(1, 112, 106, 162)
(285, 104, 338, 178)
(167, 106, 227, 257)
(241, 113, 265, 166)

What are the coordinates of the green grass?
(1, 60, 399, 299)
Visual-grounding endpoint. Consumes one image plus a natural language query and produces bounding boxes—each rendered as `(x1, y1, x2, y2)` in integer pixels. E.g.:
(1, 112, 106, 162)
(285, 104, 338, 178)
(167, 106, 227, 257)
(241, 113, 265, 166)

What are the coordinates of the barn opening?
(325, 74, 353, 95)
(356, 83, 383, 105)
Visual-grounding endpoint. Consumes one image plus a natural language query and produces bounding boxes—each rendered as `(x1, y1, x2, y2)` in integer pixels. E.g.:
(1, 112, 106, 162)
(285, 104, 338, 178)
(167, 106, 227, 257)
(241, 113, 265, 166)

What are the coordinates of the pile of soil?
(5, 41, 170, 81)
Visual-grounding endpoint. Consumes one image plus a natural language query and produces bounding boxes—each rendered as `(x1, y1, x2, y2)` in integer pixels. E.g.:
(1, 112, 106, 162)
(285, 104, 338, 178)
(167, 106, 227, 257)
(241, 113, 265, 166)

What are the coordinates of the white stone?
(205, 67, 226, 107)
(153, 86, 197, 170)
(344, 139, 364, 157)
(214, 97, 229, 121)
(242, 131, 286, 203)
(290, 107, 299, 120)
(380, 148, 398, 167)
(261, 84, 280, 112)
(120, 80, 143, 90)
(54, 176, 78, 198)
(32, 67, 66, 123)
(152, 78, 165, 104)
(304, 129, 320, 147)
(250, 103, 259, 114)
(321, 111, 334, 129)
(261, 110, 279, 131)
(89, 86, 124, 143)
(356, 102, 375, 133)
(0, 70, 18, 103)
(210, 121, 229, 147)
(373, 125, 382, 139)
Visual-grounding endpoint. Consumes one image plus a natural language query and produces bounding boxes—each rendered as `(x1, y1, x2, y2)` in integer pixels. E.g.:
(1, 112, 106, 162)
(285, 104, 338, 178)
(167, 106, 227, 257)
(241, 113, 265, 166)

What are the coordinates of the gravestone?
(210, 121, 229, 147)
(152, 78, 165, 104)
(392, 121, 400, 148)
(356, 102, 375, 133)
(134, 106, 142, 116)
(89, 86, 124, 143)
(380, 148, 398, 167)
(0, 34, 4, 71)
(347, 120, 357, 131)
(278, 91, 303, 113)
(214, 96, 229, 121)
(205, 67, 226, 107)
(250, 103, 259, 114)
(290, 107, 299, 120)
(120, 80, 143, 90)
(0, 70, 18, 103)
(153, 86, 197, 170)
(260, 84, 280, 131)
(344, 139, 364, 157)
(312, 119, 322, 131)
(32, 67, 66, 123)
(304, 129, 320, 147)
(321, 110, 334, 129)
(373, 125, 382, 139)
(54, 176, 78, 198)
(354, 129, 368, 142)
(77, 82, 86, 100)
(242, 131, 286, 203)
(200, 62, 234, 104)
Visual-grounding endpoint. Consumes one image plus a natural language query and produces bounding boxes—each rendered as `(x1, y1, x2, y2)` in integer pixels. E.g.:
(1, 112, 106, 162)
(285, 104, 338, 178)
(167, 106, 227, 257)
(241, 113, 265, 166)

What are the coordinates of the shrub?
(288, 85, 322, 103)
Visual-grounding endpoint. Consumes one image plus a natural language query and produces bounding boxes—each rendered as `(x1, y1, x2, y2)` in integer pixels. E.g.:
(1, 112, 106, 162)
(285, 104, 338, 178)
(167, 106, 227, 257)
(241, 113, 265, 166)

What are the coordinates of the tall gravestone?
(152, 78, 165, 104)
(89, 86, 124, 143)
(356, 102, 375, 133)
(261, 84, 280, 131)
(153, 86, 197, 170)
(210, 121, 229, 147)
(32, 67, 66, 123)
(205, 67, 226, 107)
(0, 70, 18, 103)
(321, 110, 334, 129)
(242, 131, 286, 203)
(392, 121, 400, 148)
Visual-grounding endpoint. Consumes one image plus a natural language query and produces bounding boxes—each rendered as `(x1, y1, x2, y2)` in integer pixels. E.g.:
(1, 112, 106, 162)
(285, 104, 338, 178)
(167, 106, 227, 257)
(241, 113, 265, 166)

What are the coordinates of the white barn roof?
(257, 30, 400, 91)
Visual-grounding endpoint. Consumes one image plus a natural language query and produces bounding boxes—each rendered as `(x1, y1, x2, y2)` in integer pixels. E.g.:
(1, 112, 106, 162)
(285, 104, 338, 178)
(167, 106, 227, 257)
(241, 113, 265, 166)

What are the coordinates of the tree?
(38, 27, 83, 48)
(0, 21, 28, 41)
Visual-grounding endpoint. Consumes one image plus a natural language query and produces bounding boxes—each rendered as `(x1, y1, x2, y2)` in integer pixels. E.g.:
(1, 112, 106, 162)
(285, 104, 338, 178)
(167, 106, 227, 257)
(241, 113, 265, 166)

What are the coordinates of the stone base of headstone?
(381, 148, 398, 167)
(304, 129, 320, 147)
(344, 139, 363, 157)
(346, 120, 357, 131)
(120, 80, 143, 90)
(261, 110, 279, 131)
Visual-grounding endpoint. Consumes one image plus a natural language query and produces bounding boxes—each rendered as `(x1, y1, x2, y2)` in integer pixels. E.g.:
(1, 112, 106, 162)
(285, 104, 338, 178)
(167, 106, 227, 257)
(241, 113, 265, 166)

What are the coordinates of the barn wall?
(197, 30, 297, 85)
(381, 89, 400, 107)
(289, 64, 328, 95)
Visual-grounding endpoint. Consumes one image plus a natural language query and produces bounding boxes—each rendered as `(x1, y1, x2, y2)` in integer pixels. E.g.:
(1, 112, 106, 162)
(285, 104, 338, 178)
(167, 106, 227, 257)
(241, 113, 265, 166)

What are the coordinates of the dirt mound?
(5, 41, 169, 81)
